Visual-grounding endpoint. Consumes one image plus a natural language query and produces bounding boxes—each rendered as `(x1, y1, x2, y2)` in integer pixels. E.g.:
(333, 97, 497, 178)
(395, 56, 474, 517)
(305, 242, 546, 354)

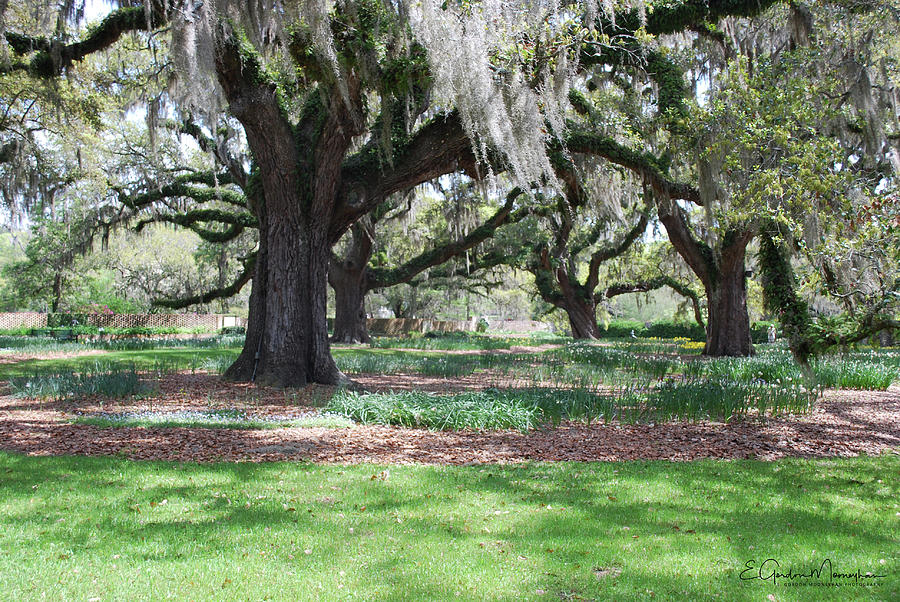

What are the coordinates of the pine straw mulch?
(0, 372, 897, 465)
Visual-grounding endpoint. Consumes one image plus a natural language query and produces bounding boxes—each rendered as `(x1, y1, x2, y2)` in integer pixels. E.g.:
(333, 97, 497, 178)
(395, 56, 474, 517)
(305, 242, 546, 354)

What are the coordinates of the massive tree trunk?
(329, 222, 373, 344)
(703, 256, 753, 356)
(224, 193, 268, 382)
(657, 199, 754, 357)
(564, 295, 602, 340)
(214, 29, 351, 387)
(331, 274, 370, 343)
(253, 215, 340, 386)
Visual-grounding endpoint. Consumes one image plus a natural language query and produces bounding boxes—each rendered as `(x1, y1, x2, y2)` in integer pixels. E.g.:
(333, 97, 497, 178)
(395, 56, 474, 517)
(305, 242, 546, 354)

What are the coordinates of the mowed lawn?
(0, 348, 241, 380)
(0, 452, 896, 601)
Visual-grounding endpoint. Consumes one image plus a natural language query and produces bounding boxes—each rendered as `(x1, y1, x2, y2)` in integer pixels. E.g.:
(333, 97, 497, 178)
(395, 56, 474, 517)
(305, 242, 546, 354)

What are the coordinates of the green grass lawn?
(0, 451, 896, 601)
(0, 348, 241, 380)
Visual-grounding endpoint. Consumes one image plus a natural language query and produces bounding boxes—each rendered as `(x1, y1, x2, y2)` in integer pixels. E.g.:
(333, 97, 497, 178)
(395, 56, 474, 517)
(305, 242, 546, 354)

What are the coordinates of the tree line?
(1, 0, 897, 385)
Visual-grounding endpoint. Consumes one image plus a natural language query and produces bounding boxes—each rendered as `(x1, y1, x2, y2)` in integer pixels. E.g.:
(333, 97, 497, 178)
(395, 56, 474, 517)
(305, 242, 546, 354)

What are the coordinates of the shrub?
(46, 313, 89, 328)
(601, 320, 706, 341)
(327, 388, 611, 431)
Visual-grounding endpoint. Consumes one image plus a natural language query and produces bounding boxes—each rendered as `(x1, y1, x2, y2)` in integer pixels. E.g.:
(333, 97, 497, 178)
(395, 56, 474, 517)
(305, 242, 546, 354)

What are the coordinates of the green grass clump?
(72, 409, 354, 429)
(334, 350, 494, 377)
(328, 379, 818, 431)
(0, 452, 895, 601)
(639, 379, 818, 423)
(684, 347, 899, 391)
(0, 335, 85, 354)
(87, 334, 245, 351)
(368, 332, 570, 351)
(8, 365, 149, 401)
(0, 348, 240, 380)
(0, 334, 244, 353)
(327, 388, 613, 431)
(814, 360, 898, 390)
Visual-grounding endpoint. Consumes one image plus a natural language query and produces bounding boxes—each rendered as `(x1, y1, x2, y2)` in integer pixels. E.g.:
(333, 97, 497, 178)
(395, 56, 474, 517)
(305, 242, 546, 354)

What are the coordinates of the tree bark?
(330, 272, 370, 343)
(564, 295, 602, 339)
(703, 249, 753, 357)
(329, 223, 373, 343)
(224, 197, 268, 382)
(657, 200, 754, 356)
(251, 216, 341, 387)
(534, 247, 603, 340)
(51, 272, 62, 312)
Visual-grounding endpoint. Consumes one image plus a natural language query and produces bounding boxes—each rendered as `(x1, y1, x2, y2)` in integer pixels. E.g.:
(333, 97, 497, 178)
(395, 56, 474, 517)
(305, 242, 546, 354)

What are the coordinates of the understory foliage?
(2, 335, 897, 433)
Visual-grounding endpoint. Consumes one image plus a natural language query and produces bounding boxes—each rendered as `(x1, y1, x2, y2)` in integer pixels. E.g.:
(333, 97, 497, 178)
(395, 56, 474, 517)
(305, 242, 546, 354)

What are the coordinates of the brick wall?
(486, 320, 551, 333)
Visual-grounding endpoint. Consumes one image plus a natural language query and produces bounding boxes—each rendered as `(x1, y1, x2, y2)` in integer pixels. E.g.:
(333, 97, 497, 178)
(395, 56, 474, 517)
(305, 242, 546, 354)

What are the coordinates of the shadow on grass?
(0, 452, 896, 600)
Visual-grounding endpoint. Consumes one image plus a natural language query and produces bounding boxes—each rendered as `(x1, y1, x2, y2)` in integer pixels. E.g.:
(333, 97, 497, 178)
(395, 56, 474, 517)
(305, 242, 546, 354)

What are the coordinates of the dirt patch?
(0, 373, 897, 464)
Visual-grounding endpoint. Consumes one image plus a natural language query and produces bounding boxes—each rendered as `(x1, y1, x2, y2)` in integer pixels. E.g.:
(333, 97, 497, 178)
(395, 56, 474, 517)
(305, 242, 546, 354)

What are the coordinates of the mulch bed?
(0, 371, 897, 465)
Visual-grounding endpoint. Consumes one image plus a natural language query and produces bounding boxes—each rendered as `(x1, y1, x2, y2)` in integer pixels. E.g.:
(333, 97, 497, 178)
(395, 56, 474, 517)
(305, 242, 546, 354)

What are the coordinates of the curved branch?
(366, 188, 525, 290)
(331, 111, 478, 242)
(147, 207, 257, 228)
(565, 130, 701, 204)
(603, 0, 783, 37)
(120, 174, 247, 210)
(657, 199, 714, 286)
(153, 253, 256, 309)
(585, 209, 651, 294)
(605, 275, 705, 327)
(6, 5, 167, 77)
(170, 118, 249, 190)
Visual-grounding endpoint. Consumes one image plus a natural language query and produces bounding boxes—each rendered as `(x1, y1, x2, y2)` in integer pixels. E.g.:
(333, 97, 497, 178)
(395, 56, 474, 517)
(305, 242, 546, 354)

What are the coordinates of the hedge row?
(600, 320, 777, 343)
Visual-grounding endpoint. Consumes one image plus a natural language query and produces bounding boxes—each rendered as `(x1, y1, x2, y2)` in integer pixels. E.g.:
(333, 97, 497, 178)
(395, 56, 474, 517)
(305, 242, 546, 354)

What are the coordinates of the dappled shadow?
(0, 401, 897, 465)
(0, 452, 895, 600)
(0, 371, 897, 464)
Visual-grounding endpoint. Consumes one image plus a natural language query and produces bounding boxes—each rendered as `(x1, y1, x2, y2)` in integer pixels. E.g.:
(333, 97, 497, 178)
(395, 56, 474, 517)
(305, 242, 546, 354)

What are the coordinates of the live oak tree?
(697, 1, 900, 362)
(5, 0, 580, 385)
(329, 182, 533, 343)
(5, 0, 834, 381)
(526, 166, 652, 339)
(551, 0, 897, 356)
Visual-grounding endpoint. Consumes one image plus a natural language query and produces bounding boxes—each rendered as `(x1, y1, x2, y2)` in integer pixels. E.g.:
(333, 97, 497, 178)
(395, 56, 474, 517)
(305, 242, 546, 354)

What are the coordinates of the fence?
(1, 312, 546, 335)
(365, 318, 476, 335)
(486, 319, 552, 333)
(0, 313, 244, 331)
(0, 312, 46, 330)
(363, 318, 550, 335)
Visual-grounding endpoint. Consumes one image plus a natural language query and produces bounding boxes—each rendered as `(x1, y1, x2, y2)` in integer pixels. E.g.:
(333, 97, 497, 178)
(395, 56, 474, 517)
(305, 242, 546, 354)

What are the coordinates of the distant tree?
(329, 183, 532, 342)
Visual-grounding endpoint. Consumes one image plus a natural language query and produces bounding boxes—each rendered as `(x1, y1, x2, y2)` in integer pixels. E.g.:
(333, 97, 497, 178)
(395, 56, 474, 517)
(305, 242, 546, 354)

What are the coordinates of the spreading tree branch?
(366, 188, 525, 290)
(153, 253, 256, 309)
(5, 5, 166, 77)
(605, 275, 705, 327)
